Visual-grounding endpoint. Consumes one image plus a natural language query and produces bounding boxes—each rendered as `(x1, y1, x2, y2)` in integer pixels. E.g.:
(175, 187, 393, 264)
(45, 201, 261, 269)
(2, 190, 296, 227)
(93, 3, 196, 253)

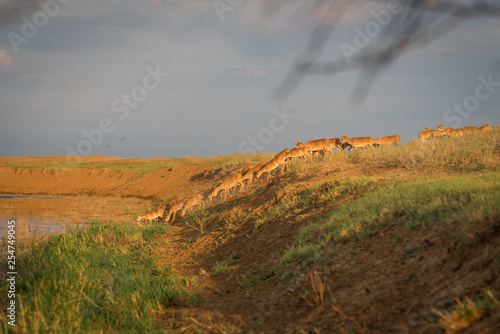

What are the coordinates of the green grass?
(185, 209, 212, 234)
(281, 171, 500, 267)
(0, 222, 199, 333)
(254, 176, 386, 230)
(236, 275, 262, 288)
(210, 261, 232, 275)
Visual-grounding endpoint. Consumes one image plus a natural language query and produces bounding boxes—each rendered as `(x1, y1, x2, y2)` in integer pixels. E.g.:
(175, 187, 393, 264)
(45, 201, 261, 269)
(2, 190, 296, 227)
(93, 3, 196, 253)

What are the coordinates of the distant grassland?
(2, 153, 273, 172)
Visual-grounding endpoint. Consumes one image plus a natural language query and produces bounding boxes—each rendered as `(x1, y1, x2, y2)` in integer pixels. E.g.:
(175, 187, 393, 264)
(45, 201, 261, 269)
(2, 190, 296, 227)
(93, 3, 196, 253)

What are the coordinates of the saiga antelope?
(240, 162, 265, 191)
(208, 172, 246, 202)
(255, 155, 286, 181)
(273, 148, 292, 171)
(327, 138, 344, 153)
(479, 124, 491, 132)
(163, 197, 187, 222)
(294, 137, 330, 156)
(283, 147, 313, 163)
(445, 128, 464, 136)
(462, 125, 479, 133)
(418, 120, 446, 142)
(341, 135, 377, 150)
(374, 135, 400, 146)
(137, 205, 166, 224)
(179, 194, 205, 218)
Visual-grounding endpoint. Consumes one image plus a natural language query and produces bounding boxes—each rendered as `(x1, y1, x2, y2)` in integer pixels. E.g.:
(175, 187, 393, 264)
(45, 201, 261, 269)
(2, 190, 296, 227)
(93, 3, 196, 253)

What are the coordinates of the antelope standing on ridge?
(445, 128, 464, 136)
(418, 120, 446, 142)
(462, 125, 479, 133)
(294, 137, 330, 156)
(479, 124, 491, 132)
(283, 146, 313, 163)
(374, 135, 400, 146)
(327, 137, 344, 153)
(340, 135, 377, 150)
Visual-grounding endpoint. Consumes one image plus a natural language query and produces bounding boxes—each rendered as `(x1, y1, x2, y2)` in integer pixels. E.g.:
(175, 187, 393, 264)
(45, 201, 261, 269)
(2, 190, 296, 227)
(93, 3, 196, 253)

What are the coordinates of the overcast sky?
(0, 0, 499, 158)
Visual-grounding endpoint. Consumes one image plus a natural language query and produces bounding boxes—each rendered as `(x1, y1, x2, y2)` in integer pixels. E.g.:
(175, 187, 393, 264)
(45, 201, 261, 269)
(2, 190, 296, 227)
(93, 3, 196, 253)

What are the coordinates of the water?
(0, 194, 151, 243)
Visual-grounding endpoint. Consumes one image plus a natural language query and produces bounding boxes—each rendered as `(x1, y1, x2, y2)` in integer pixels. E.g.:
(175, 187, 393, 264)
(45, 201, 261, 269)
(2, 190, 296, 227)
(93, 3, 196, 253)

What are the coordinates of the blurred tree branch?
(264, 0, 500, 103)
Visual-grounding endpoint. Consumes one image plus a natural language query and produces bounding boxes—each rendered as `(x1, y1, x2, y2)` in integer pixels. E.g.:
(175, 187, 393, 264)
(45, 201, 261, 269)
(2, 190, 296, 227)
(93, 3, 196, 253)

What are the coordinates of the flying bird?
(120, 137, 125, 141)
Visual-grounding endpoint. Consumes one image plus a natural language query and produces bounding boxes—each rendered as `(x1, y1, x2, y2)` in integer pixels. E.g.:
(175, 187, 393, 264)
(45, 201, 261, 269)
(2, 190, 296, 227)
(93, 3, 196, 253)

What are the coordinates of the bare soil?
(0, 156, 228, 199)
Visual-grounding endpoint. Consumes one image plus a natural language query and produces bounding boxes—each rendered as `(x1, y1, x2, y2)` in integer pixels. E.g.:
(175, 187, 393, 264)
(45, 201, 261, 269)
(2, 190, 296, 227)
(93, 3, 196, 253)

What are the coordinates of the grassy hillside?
(1, 130, 499, 333)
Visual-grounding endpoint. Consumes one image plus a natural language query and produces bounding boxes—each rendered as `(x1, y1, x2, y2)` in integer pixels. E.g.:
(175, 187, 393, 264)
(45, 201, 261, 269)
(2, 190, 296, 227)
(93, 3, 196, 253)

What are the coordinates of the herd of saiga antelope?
(136, 121, 494, 224)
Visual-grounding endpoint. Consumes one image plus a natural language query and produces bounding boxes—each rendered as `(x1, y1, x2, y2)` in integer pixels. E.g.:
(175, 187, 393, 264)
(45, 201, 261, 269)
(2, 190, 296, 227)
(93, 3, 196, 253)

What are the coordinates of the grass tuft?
(432, 291, 500, 334)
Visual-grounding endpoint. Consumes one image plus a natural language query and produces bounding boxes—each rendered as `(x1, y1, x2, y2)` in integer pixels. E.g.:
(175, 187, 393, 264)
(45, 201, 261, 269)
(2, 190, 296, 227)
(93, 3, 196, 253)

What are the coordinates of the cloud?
(0, 50, 12, 69)
(231, 68, 267, 77)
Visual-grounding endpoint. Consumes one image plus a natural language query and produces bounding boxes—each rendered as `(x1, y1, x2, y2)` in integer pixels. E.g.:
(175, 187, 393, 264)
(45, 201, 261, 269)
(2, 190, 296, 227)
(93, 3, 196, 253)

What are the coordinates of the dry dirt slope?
(0, 155, 272, 199)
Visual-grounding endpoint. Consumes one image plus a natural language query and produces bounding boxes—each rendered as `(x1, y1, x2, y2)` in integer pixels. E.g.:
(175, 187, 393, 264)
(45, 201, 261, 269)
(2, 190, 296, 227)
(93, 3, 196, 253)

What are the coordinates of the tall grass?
(0, 223, 198, 333)
(332, 129, 500, 173)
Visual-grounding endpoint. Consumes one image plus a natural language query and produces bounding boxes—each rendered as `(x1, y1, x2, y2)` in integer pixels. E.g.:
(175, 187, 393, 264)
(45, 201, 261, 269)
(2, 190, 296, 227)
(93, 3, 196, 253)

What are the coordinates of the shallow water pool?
(0, 194, 151, 242)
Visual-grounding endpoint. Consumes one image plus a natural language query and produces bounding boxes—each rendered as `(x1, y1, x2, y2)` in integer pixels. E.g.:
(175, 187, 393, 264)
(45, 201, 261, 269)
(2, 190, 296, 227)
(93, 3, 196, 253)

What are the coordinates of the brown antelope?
(374, 135, 400, 146)
(479, 124, 491, 132)
(283, 146, 313, 163)
(239, 162, 265, 191)
(274, 148, 292, 171)
(240, 164, 253, 176)
(341, 135, 377, 150)
(462, 125, 479, 133)
(341, 142, 352, 151)
(294, 137, 330, 156)
(418, 120, 446, 142)
(163, 197, 187, 222)
(445, 127, 464, 136)
(255, 155, 286, 181)
(137, 205, 166, 224)
(179, 194, 205, 218)
(424, 126, 430, 131)
(208, 172, 246, 202)
(327, 138, 344, 153)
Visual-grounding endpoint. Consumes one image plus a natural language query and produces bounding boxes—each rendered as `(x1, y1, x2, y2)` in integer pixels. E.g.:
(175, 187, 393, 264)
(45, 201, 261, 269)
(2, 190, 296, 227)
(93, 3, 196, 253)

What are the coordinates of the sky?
(0, 0, 499, 159)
